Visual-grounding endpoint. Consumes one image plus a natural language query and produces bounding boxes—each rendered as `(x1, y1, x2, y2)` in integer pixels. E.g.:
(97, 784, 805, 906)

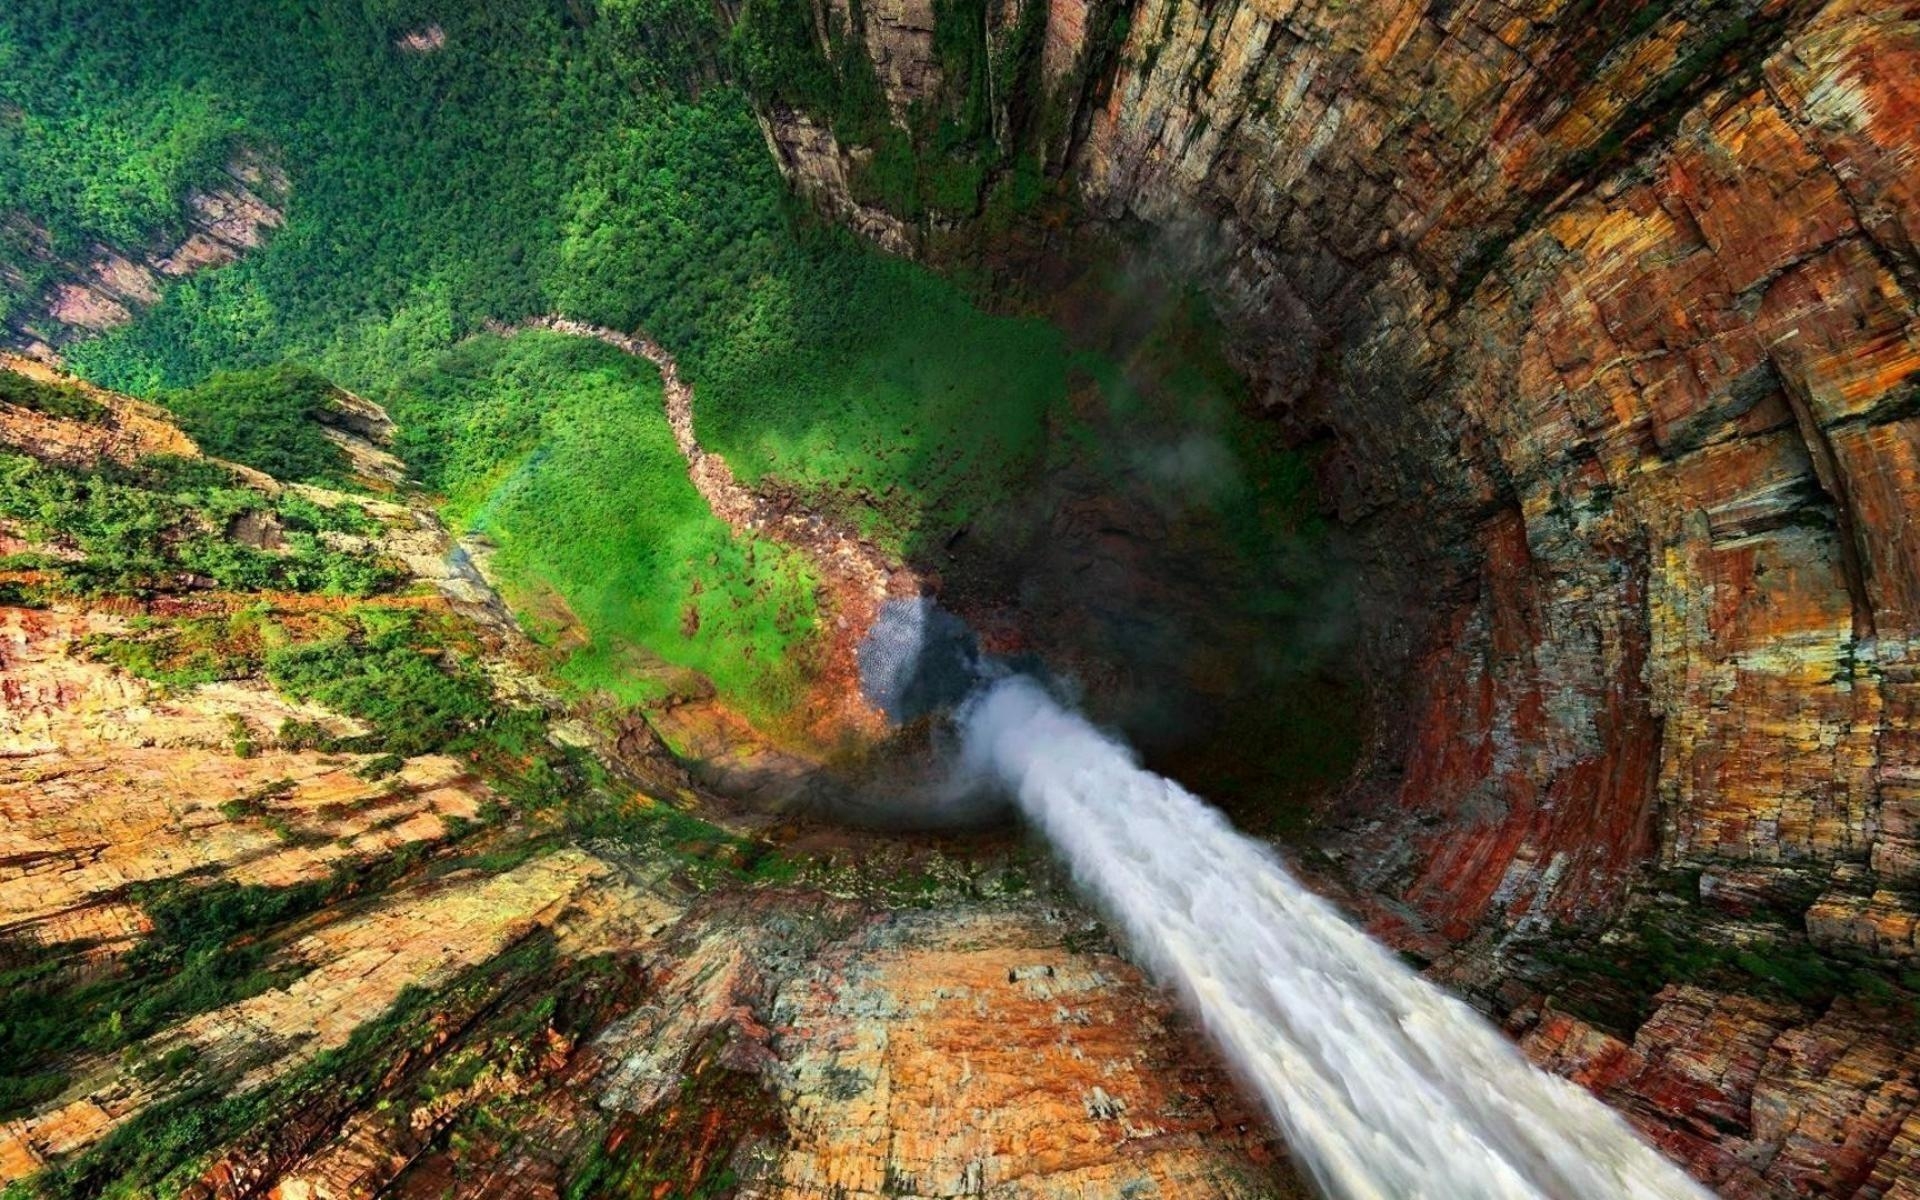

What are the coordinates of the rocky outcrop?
(0, 606, 492, 952)
(833, 0, 943, 115)
(1395, 10, 1920, 949)
(767, 0, 1920, 955)
(2, 151, 286, 358)
(0, 354, 197, 465)
(229, 892, 1299, 1200)
(756, 905, 1288, 1197)
(0, 373, 528, 956)
(0, 365, 1303, 1199)
(757, 106, 919, 257)
(394, 24, 446, 53)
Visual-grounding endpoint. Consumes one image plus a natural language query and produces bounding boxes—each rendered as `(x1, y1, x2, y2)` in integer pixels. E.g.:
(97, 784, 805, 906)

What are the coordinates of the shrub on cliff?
(0, 368, 107, 422)
(0, 452, 395, 597)
(264, 611, 495, 757)
(161, 364, 349, 483)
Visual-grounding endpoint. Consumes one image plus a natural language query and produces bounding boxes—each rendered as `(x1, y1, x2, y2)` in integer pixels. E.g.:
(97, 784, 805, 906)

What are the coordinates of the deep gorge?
(1, 0, 1918, 1196)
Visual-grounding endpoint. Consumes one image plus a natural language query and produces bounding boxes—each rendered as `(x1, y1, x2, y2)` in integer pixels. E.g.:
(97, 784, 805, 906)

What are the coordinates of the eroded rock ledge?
(0, 366, 1301, 1199)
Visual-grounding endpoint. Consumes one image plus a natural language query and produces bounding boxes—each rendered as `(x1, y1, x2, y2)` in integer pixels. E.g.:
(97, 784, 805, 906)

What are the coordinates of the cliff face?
(6, 1, 1918, 1189)
(771, 0, 1920, 934)
(758, 0, 1920, 1191)
(1523, 986, 1920, 1198)
(0, 151, 286, 360)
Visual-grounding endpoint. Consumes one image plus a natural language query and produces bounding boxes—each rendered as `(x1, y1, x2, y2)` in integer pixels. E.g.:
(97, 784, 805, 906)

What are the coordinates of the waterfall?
(959, 676, 1709, 1200)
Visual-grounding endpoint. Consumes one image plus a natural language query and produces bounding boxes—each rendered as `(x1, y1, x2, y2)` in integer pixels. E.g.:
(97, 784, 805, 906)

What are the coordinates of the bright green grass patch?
(387, 333, 817, 718)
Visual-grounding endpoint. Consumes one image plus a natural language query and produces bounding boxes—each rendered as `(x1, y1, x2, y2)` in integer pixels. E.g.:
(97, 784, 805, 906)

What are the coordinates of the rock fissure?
(1771, 347, 1878, 642)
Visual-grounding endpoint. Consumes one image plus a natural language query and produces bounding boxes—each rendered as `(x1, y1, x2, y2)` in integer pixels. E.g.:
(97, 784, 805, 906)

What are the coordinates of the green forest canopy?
(0, 0, 1319, 725)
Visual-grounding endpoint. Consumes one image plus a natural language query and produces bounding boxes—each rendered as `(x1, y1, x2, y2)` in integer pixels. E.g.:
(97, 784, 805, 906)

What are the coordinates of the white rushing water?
(959, 676, 1710, 1200)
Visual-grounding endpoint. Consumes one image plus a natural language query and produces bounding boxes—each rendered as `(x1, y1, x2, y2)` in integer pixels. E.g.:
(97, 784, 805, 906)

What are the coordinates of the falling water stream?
(959, 675, 1711, 1200)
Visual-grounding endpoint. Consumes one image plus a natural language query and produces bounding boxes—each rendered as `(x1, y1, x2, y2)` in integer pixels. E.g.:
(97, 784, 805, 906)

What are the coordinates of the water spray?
(959, 675, 1709, 1200)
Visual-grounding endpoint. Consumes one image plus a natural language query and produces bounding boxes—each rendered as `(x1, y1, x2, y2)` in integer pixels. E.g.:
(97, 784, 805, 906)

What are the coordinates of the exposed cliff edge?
(751, 0, 1920, 1192)
(1, 151, 287, 361)
(4, 0, 1919, 1192)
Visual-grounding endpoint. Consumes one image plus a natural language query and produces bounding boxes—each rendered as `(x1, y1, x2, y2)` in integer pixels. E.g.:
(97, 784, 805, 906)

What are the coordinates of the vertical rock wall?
(762, 0, 1920, 954)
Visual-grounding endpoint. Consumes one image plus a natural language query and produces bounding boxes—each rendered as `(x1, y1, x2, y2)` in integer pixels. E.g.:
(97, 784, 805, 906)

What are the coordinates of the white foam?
(960, 676, 1709, 1200)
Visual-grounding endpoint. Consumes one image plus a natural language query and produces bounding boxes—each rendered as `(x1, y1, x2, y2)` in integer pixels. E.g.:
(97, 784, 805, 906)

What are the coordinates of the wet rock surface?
(855, 597, 981, 723)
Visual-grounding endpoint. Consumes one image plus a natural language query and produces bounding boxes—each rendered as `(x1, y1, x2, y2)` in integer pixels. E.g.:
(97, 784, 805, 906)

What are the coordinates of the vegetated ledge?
(1, 149, 288, 361)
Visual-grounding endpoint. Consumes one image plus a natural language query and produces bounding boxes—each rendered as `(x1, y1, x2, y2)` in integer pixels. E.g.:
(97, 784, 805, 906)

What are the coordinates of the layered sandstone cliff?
(757, 0, 1920, 1192)
(768, 0, 1920, 936)
(5, 1, 1919, 1192)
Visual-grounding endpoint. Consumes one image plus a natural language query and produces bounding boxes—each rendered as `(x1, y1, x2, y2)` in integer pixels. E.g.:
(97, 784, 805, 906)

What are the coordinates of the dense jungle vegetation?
(0, 446, 395, 597)
(0, 0, 1330, 731)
